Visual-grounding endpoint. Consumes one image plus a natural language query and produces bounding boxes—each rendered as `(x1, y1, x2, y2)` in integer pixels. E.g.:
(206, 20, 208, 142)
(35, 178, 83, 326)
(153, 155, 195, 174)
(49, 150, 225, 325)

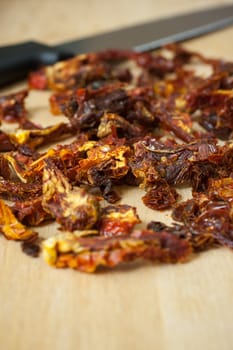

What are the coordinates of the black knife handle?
(0, 41, 72, 86)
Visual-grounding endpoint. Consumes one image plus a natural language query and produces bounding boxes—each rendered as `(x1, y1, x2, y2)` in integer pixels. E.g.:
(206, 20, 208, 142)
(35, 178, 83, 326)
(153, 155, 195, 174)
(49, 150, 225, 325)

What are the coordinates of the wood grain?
(1, 2, 233, 349)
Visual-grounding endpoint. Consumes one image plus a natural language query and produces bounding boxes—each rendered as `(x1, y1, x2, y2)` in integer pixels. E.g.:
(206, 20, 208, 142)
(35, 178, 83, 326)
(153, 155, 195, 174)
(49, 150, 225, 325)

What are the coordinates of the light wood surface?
(1, 2, 233, 350)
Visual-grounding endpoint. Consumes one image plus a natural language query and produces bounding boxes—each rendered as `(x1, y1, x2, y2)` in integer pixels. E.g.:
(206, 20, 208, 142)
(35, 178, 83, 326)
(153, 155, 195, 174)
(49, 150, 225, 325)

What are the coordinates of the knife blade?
(0, 4, 233, 86)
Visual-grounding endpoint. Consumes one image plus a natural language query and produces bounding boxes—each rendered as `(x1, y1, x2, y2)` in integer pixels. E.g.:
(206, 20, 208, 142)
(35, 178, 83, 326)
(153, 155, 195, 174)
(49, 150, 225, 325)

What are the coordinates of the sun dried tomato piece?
(99, 180, 121, 203)
(28, 69, 48, 90)
(9, 122, 72, 149)
(42, 160, 100, 231)
(173, 196, 230, 233)
(18, 118, 42, 130)
(0, 131, 16, 152)
(172, 198, 200, 224)
(59, 84, 157, 138)
(29, 49, 139, 92)
(0, 178, 41, 201)
(42, 229, 191, 272)
(2, 152, 32, 182)
(153, 108, 194, 142)
(0, 90, 28, 122)
(153, 69, 199, 99)
(21, 236, 41, 257)
(0, 199, 37, 241)
(97, 112, 145, 140)
(13, 197, 51, 226)
(213, 229, 233, 249)
(147, 221, 167, 232)
(171, 177, 233, 250)
(64, 85, 129, 131)
(98, 205, 141, 237)
(76, 144, 130, 187)
(50, 90, 74, 115)
(187, 89, 233, 140)
(0, 155, 12, 179)
(131, 137, 219, 190)
(15, 139, 95, 183)
(164, 43, 215, 66)
(189, 162, 218, 192)
(135, 52, 177, 77)
(208, 177, 233, 203)
(147, 221, 217, 252)
(29, 53, 114, 91)
(142, 180, 179, 210)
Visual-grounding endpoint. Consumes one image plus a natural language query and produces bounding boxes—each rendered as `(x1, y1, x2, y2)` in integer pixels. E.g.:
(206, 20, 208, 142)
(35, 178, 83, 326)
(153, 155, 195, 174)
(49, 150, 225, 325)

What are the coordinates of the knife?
(0, 4, 233, 86)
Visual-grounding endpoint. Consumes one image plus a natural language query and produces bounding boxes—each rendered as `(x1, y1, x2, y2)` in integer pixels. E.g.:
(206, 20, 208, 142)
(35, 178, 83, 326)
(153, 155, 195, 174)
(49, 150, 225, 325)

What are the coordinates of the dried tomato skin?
(171, 177, 233, 250)
(13, 197, 51, 226)
(0, 131, 16, 152)
(9, 123, 73, 150)
(50, 90, 74, 115)
(98, 205, 141, 237)
(187, 89, 233, 140)
(42, 160, 100, 231)
(100, 180, 121, 203)
(142, 180, 179, 210)
(75, 144, 130, 188)
(152, 107, 195, 142)
(0, 179, 42, 201)
(97, 112, 146, 141)
(65, 87, 129, 131)
(21, 237, 41, 257)
(147, 221, 217, 252)
(0, 90, 28, 122)
(42, 229, 191, 272)
(0, 199, 37, 241)
(147, 221, 167, 232)
(28, 69, 48, 90)
(189, 162, 218, 193)
(172, 199, 200, 224)
(29, 51, 134, 92)
(131, 137, 219, 191)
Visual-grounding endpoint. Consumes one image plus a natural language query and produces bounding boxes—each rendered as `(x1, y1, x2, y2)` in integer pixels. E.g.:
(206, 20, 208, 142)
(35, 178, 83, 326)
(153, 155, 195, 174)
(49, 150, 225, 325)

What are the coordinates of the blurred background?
(0, 0, 232, 45)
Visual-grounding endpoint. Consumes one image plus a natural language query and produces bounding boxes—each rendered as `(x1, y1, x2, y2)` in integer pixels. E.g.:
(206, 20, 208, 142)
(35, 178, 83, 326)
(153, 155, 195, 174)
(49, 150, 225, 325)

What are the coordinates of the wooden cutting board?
(1, 3, 233, 349)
